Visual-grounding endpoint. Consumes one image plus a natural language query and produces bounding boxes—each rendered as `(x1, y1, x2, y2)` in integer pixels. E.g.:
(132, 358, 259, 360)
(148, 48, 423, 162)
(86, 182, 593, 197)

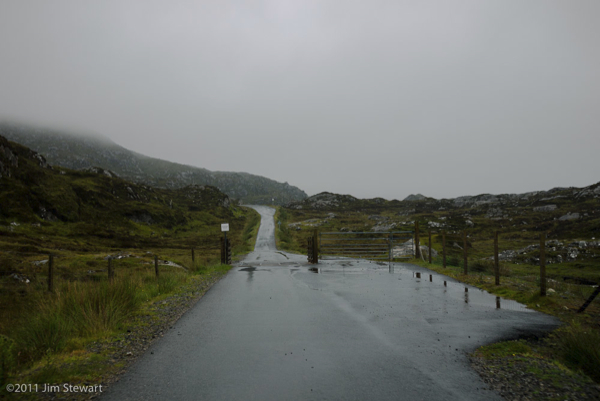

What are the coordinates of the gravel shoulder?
(470, 347, 600, 400)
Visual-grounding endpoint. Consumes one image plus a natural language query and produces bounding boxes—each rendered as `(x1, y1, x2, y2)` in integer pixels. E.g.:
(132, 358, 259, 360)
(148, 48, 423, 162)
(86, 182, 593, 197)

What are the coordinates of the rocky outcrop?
(287, 192, 358, 210)
(559, 212, 580, 221)
(403, 194, 426, 201)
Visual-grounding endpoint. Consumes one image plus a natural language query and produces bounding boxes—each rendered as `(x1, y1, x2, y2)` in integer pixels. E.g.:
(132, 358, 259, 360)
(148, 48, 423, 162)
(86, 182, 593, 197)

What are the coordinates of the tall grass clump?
(14, 276, 144, 362)
(0, 335, 17, 387)
(157, 271, 187, 294)
(59, 278, 143, 337)
(15, 311, 74, 362)
(556, 323, 600, 383)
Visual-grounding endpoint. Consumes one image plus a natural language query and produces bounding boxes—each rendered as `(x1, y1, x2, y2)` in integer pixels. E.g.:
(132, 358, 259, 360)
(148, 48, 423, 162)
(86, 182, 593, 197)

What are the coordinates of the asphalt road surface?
(101, 205, 560, 401)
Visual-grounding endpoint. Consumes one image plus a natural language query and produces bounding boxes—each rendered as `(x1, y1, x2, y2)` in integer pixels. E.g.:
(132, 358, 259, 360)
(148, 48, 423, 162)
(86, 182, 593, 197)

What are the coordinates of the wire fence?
(414, 226, 600, 312)
(0, 239, 228, 293)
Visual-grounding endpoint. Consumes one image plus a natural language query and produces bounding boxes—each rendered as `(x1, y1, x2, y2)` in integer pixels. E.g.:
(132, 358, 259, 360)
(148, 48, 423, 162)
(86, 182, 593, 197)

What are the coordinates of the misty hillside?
(0, 134, 236, 229)
(0, 122, 307, 205)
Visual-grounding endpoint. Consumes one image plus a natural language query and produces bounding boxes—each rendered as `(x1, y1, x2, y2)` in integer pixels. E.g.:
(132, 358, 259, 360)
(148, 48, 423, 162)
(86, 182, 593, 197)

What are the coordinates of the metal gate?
(319, 231, 414, 262)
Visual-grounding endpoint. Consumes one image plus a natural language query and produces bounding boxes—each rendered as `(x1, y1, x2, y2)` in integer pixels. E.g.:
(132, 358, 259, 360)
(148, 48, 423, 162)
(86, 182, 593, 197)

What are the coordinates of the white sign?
(221, 223, 229, 232)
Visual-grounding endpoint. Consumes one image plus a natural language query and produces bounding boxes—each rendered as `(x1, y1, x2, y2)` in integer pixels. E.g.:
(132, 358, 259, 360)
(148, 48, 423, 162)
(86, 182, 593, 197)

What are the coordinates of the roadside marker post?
(221, 223, 231, 264)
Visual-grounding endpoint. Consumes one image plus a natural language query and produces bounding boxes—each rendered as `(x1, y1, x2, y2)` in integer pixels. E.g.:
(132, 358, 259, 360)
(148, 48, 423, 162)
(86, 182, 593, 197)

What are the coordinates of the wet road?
(102, 205, 560, 400)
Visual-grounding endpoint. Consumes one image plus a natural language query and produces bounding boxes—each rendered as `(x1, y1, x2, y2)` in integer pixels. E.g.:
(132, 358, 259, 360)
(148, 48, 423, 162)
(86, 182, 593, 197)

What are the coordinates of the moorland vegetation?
(0, 135, 261, 395)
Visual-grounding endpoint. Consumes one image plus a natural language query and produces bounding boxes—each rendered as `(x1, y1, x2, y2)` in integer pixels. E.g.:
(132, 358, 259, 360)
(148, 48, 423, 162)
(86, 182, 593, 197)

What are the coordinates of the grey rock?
(533, 204, 557, 212)
(403, 194, 426, 201)
(419, 246, 438, 258)
(559, 212, 579, 221)
(372, 223, 397, 232)
(392, 240, 415, 258)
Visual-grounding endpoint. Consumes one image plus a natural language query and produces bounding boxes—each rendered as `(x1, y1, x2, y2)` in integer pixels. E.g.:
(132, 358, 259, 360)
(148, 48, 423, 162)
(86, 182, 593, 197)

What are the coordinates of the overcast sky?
(1, 1, 598, 200)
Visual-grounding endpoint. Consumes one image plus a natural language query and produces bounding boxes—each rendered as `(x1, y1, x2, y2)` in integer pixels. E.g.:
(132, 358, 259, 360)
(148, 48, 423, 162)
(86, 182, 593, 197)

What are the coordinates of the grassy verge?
(232, 206, 261, 257)
(0, 261, 232, 398)
(0, 207, 261, 397)
(274, 207, 306, 254)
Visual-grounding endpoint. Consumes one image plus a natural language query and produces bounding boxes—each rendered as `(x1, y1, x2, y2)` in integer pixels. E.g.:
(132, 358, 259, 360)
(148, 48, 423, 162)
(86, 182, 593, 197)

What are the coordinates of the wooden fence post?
(108, 257, 114, 284)
(463, 231, 468, 275)
(415, 222, 421, 259)
(48, 254, 54, 292)
(226, 238, 232, 264)
(428, 230, 432, 264)
(494, 231, 499, 285)
(442, 230, 446, 268)
(220, 237, 224, 264)
(313, 229, 319, 264)
(155, 255, 159, 278)
(540, 232, 546, 296)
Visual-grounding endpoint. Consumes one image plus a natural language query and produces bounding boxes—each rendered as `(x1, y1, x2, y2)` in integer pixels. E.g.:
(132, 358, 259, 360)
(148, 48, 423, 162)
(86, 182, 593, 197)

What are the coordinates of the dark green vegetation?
(0, 135, 261, 394)
(278, 188, 600, 386)
(0, 121, 307, 205)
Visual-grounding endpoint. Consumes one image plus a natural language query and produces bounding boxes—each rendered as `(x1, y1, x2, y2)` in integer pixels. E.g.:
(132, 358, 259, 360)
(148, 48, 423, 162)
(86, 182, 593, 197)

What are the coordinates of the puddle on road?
(239, 267, 271, 272)
(411, 271, 532, 312)
(306, 266, 368, 275)
(298, 262, 531, 312)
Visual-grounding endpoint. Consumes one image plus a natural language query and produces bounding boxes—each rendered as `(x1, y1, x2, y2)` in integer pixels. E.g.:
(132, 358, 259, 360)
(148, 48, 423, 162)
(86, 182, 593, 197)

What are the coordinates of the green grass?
(0, 262, 233, 396)
(553, 322, 600, 383)
(476, 339, 533, 360)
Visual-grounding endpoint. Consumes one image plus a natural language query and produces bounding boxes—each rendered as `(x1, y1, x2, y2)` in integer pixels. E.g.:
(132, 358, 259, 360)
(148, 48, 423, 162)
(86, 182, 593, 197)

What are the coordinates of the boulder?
(559, 212, 579, 221)
(419, 246, 438, 258)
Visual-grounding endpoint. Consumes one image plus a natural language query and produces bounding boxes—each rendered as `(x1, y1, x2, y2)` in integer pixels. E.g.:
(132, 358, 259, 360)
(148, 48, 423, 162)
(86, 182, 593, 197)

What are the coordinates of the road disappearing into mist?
(102, 205, 559, 401)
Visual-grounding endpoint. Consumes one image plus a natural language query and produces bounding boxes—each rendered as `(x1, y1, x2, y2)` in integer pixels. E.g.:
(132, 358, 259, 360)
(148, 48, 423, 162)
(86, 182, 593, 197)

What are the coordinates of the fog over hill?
(0, 122, 307, 205)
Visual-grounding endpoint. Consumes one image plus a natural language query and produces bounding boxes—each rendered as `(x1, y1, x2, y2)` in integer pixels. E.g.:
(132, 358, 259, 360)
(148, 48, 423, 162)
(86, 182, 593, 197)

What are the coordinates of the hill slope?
(0, 122, 307, 205)
(0, 134, 251, 249)
(284, 183, 600, 245)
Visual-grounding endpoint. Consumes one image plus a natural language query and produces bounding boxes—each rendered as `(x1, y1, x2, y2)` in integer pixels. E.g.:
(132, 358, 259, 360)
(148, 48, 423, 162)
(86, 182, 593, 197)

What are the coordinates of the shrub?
(447, 256, 461, 267)
(0, 335, 16, 387)
(471, 259, 493, 273)
(14, 277, 144, 361)
(16, 312, 73, 361)
(556, 323, 600, 383)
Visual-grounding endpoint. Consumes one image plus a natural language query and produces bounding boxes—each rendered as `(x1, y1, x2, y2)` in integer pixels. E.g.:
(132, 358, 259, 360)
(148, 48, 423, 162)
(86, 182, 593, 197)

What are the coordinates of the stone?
(392, 240, 415, 258)
(419, 246, 438, 258)
(372, 223, 396, 232)
(559, 212, 579, 221)
(403, 194, 426, 201)
(533, 205, 557, 212)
